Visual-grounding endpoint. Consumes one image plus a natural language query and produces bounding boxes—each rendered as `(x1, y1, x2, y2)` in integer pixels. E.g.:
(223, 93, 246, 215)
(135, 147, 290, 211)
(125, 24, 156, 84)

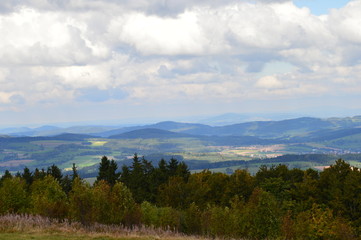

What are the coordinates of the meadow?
(0, 214, 201, 240)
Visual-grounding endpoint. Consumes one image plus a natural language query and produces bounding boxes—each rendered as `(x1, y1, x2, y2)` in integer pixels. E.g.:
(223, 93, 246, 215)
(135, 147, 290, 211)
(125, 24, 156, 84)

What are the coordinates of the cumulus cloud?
(0, 8, 111, 66)
(326, 0, 361, 66)
(0, 0, 293, 15)
(0, 0, 360, 121)
(255, 75, 284, 89)
(108, 0, 337, 72)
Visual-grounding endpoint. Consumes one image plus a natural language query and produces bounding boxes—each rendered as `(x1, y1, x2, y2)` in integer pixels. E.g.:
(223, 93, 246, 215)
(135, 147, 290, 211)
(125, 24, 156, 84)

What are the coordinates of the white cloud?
(0, 0, 293, 15)
(0, 68, 9, 82)
(117, 11, 205, 55)
(0, 0, 361, 122)
(108, 1, 337, 69)
(0, 8, 110, 66)
(326, 0, 361, 66)
(0, 91, 15, 104)
(255, 75, 284, 89)
(56, 65, 111, 89)
(328, 1, 361, 44)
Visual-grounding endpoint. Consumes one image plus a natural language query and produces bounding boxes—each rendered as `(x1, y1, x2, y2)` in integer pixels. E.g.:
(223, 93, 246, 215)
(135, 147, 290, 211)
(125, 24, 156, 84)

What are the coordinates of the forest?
(1, 155, 361, 239)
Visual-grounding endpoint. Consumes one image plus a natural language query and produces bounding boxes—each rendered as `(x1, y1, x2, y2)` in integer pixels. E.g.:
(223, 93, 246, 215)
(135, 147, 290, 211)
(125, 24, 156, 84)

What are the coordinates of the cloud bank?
(0, 0, 360, 124)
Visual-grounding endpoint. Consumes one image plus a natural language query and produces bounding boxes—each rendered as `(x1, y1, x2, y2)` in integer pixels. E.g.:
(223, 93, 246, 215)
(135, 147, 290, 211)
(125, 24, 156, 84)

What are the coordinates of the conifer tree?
(151, 159, 169, 191)
(97, 156, 110, 181)
(120, 165, 130, 185)
(61, 175, 72, 194)
(108, 159, 120, 186)
(167, 157, 179, 176)
(128, 153, 146, 203)
(21, 167, 34, 187)
(33, 168, 46, 180)
(176, 161, 190, 181)
(47, 164, 63, 182)
(3, 170, 12, 178)
(96, 156, 120, 186)
(0, 170, 12, 184)
(71, 163, 79, 181)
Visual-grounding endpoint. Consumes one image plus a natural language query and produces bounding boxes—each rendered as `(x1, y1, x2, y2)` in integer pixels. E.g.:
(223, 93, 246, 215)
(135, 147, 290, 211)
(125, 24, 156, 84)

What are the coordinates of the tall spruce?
(128, 153, 146, 203)
(22, 167, 33, 186)
(71, 163, 79, 181)
(167, 157, 179, 176)
(96, 156, 120, 186)
(0, 170, 12, 186)
(33, 168, 46, 180)
(47, 164, 63, 182)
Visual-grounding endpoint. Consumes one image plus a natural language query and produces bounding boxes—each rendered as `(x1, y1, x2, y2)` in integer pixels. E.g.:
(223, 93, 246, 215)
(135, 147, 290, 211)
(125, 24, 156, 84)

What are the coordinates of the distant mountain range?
(1, 116, 361, 144)
(107, 128, 277, 146)
(109, 128, 192, 139)
(3, 115, 361, 175)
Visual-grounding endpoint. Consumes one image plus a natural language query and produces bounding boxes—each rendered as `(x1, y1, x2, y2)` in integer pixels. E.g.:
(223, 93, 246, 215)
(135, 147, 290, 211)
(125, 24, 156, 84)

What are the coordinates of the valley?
(2, 115, 361, 176)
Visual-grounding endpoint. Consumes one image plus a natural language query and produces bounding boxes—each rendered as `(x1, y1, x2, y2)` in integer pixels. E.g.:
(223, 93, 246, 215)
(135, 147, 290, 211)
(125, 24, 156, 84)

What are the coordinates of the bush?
(109, 181, 136, 225)
(0, 177, 28, 214)
(140, 201, 181, 231)
(68, 177, 94, 224)
(293, 204, 356, 239)
(30, 175, 68, 219)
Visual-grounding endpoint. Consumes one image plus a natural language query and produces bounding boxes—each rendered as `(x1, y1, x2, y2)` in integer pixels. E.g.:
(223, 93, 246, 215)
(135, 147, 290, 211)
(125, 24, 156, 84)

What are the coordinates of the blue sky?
(0, 0, 360, 126)
(294, 0, 352, 15)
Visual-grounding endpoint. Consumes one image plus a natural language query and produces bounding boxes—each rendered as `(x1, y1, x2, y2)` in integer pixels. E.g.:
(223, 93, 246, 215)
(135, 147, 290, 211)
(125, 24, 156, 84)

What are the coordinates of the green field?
(2, 132, 361, 177)
(89, 139, 109, 147)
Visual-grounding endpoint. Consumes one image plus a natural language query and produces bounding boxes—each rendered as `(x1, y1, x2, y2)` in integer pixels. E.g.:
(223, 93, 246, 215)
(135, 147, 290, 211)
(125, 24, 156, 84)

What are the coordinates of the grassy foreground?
(0, 233, 140, 240)
(0, 214, 201, 240)
(0, 233, 187, 240)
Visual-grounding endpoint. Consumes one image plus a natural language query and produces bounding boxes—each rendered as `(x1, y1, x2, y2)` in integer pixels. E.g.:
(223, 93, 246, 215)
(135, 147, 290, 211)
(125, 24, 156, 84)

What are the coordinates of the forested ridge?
(1, 155, 361, 239)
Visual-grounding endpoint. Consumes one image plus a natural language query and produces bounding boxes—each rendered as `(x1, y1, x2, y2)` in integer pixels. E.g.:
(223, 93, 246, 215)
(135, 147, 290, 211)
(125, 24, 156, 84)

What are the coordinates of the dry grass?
(0, 214, 204, 240)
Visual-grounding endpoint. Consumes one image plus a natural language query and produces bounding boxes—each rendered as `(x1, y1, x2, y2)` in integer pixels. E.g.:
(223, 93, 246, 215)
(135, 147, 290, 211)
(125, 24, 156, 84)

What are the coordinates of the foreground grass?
(0, 233, 184, 240)
(0, 214, 202, 240)
(0, 233, 119, 240)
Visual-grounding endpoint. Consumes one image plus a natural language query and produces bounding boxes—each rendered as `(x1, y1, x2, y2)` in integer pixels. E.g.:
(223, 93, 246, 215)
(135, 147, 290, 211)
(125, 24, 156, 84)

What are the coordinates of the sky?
(0, 0, 360, 126)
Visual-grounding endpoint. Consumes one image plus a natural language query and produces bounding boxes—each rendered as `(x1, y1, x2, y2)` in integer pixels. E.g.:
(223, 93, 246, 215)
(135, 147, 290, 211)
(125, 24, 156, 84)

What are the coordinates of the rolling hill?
(109, 128, 193, 139)
(2, 115, 361, 141)
(100, 116, 361, 140)
(2, 115, 361, 177)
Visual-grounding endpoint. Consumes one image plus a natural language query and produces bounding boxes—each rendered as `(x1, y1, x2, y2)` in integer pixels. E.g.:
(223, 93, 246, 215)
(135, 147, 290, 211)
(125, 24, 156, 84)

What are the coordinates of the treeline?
(186, 153, 361, 171)
(1, 156, 361, 239)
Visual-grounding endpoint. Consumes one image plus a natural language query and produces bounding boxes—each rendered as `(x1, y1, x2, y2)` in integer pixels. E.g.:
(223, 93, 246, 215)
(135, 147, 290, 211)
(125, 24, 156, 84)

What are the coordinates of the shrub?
(30, 175, 68, 219)
(109, 181, 136, 225)
(0, 177, 29, 214)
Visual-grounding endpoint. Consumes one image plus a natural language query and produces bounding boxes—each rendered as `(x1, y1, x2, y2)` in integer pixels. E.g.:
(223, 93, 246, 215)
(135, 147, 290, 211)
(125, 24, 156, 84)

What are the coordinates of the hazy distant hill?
(3, 126, 116, 137)
(0, 126, 59, 136)
(2, 115, 361, 141)
(109, 128, 192, 139)
(0, 127, 33, 135)
(0, 133, 96, 143)
(294, 127, 361, 142)
(109, 128, 279, 146)
(103, 116, 361, 139)
(326, 115, 361, 128)
(99, 121, 212, 137)
(210, 117, 334, 138)
(3, 115, 361, 176)
(198, 113, 269, 126)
